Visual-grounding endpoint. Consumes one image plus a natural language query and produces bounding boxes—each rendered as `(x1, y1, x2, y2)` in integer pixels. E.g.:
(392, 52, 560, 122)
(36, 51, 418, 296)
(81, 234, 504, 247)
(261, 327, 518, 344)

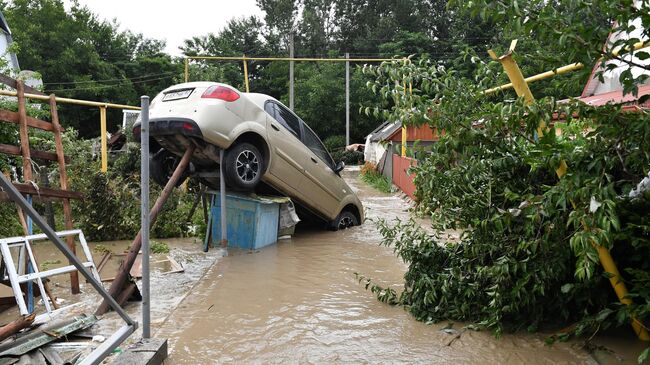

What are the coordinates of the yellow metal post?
(489, 40, 649, 341)
(100, 106, 108, 173)
(242, 54, 250, 92)
(184, 58, 189, 83)
(597, 244, 650, 340)
(487, 43, 534, 104)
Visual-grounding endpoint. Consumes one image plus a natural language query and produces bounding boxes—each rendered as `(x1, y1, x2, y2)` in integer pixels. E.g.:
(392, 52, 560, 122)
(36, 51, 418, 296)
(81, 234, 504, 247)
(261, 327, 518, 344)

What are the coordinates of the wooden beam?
(0, 110, 54, 132)
(50, 95, 79, 294)
(0, 144, 69, 163)
(17, 82, 33, 183)
(11, 183, 83, 200)
(0, 73, 45, 96)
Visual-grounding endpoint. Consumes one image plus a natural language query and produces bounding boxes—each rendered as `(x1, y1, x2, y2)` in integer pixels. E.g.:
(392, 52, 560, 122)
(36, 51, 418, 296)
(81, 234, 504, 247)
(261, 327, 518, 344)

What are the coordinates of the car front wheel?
(330, 210, 359, 231)
(224, 142, 264, 191)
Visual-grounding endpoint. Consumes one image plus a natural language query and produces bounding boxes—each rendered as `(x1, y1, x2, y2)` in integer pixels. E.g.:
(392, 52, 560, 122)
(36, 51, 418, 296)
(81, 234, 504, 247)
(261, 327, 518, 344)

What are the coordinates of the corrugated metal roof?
(575, 83, 650, 107)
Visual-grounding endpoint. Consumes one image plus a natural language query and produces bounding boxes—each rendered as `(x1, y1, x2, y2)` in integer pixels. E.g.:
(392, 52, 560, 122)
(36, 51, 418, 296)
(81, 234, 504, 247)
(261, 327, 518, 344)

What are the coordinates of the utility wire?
(45, 74, 180, 93)
(43, 71, 179, 86)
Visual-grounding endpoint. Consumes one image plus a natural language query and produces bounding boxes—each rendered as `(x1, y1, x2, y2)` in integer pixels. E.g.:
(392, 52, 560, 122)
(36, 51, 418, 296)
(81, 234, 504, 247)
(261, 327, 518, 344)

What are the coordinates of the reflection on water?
(156, 170, 595, 364)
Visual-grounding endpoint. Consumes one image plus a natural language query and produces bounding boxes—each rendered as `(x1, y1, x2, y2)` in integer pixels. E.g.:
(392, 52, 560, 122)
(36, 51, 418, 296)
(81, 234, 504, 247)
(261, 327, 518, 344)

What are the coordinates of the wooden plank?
(0, 313, 36, 342)
(0, 73, 45, 95)
(10, 183, 83, 200)
(50, 95, 79, 294)
(0, 143, 69, 163)
(17, 82, 32, 183)
(0, 110, 54, 132)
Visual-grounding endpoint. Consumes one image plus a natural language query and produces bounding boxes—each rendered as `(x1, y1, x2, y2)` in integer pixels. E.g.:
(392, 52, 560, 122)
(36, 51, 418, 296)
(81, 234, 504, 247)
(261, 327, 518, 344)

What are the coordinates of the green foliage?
(360, 167, 392, 194)
(360, 0, 650, 353)
(150, 240, 170, 254)
(3, 0, 181, 137)
(323, 135, 346, 151)
(93, 244, 112, 255)
(331, 150, 364, 165)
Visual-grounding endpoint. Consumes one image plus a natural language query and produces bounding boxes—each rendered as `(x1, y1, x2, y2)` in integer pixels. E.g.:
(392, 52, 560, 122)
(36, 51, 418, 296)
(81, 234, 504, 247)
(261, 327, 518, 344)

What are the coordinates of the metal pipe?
(219, 149, 227, 248)
(289, 34, 294, 110)
(99, 106, 108, 173)
(140, 96, 151, 339)
(184, 58, 189, 83)
(0, 89, 140, 110)
(188, 55, 395, 62)
(595, 244, 650, 340)
(242, 54, 250, 93)
(484, 41, 650, 95)
(345, 52, 350, 146)
(484, 63, 584, 95)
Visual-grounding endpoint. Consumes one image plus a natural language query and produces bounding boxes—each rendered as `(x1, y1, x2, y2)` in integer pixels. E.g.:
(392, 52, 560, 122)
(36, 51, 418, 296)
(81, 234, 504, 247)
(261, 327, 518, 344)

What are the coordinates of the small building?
(364, 122, 440, 200)
(0, 11, 20, 73)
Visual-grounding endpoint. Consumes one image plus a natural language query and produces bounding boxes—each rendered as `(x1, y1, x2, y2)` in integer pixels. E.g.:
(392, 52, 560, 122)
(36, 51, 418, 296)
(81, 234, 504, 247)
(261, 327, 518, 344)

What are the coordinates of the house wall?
(0, 29, 19, 72)
(392, 154, 417, 200)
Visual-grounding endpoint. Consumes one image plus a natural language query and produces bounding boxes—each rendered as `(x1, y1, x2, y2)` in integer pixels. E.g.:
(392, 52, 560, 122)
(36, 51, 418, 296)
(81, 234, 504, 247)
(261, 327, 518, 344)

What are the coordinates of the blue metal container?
(209, 193, 280, 250)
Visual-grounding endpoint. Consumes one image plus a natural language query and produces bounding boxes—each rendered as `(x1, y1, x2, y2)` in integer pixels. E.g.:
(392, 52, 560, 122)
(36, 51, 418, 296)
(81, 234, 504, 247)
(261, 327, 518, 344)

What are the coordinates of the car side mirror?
(334, 161, 345, 174)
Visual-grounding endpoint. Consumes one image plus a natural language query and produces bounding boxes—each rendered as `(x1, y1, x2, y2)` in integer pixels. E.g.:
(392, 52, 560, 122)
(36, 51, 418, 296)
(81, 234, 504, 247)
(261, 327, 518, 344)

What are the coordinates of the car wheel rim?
(235, 150, 260, 183)
(338, 216, 354, 229)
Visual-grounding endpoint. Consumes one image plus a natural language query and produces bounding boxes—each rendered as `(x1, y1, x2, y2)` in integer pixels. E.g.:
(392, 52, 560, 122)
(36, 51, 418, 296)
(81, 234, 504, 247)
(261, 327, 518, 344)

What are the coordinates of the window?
(268, 102, 301, 138)
(302, 124, 335, 169)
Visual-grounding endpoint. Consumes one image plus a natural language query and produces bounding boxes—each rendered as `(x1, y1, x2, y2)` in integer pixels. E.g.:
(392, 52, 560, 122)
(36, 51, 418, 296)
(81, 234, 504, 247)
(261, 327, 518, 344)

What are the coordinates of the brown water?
(154, 169, 598, 364)
(1, 169, 643, 364)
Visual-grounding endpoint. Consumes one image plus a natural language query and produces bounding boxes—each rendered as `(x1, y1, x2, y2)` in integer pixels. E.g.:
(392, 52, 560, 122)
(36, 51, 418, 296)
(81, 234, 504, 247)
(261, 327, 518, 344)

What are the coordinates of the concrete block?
(112, 338, 167, 365)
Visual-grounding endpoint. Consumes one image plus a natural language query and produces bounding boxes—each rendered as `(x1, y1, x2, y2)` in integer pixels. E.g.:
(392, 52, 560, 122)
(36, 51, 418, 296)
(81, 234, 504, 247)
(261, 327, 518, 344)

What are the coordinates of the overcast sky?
(64, 0, 265, 56)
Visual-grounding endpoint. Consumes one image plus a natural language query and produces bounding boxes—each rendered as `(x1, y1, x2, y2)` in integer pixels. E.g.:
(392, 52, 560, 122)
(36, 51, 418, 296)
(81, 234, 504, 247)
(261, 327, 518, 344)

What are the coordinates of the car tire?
(330, 210, 359, 231)
(224, 142, 264, 191)
(150, 149, 187, 188)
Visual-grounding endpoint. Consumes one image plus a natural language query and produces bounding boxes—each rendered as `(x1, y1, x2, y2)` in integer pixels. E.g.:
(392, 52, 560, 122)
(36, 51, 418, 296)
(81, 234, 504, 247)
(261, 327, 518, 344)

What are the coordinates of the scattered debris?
(0, 314, 35, 342)
(0, 315, 97, 361)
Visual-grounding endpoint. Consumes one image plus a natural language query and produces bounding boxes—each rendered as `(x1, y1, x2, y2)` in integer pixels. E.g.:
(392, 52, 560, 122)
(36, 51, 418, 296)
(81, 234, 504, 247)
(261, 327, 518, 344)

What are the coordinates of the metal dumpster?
(207, 192, 280, 250)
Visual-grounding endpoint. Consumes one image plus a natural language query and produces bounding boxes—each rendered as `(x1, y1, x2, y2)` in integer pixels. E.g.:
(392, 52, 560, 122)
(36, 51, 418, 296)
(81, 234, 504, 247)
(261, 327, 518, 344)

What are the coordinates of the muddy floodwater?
(154, 169, 604, 364)
(1, 169, 644, 364)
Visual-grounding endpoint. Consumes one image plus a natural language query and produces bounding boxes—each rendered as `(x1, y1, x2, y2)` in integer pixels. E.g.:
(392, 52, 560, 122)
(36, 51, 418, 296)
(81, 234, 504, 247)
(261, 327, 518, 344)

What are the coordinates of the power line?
(43, 71, 179, 86)
(45, 74, 180, 93)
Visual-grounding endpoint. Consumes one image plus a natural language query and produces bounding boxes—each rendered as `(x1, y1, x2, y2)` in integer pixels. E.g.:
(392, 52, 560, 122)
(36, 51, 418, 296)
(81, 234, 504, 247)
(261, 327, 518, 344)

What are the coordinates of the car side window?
(272, 103, 302, 138)
(302, 124, 335, 169)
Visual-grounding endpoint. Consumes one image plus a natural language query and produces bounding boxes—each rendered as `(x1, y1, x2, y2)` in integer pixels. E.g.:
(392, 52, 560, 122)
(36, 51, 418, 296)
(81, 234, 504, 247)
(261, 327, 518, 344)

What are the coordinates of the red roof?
(575, 83, 650, 108)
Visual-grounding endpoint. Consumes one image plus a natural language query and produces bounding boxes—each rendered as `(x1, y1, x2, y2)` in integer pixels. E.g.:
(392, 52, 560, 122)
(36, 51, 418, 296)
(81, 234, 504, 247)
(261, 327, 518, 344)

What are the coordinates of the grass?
(40, 260, 61, 271)
(361, 168, 393, 193)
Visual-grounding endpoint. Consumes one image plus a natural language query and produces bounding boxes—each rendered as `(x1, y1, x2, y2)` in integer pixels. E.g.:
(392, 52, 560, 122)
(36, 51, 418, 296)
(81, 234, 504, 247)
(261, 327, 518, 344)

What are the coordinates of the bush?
(361, 45, 650, 352)
(323, 135, 346, 151)
(360, 162, 392, 193)
(331, 149, 364, 165)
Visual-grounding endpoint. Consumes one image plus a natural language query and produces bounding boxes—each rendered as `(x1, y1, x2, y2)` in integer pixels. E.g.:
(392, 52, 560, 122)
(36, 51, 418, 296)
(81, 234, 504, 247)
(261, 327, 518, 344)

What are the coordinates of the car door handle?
(310, 157, 318, 163)
(271, 124, 280, 131)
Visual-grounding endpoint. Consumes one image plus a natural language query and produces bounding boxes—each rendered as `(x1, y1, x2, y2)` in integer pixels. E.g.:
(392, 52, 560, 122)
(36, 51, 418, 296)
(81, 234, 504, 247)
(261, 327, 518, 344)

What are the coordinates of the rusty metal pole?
(96, 145, 195, 315)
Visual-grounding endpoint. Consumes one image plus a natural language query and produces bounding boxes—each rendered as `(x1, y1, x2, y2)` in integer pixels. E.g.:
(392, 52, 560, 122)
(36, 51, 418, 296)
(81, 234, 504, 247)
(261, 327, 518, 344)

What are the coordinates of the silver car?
(134, 82, 363, 230)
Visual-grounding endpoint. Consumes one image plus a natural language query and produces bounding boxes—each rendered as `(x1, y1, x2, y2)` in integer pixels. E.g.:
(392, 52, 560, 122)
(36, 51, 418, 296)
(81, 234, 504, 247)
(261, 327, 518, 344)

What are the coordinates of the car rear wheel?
(224, 142, 264, 191)
(330, 210, 359, 231)
(150, 149, 187, 187)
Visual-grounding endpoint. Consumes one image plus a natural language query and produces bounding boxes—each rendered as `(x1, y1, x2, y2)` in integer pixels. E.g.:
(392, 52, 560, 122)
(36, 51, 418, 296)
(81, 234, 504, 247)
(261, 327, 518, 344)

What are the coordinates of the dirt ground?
(1, 168, 646, 364)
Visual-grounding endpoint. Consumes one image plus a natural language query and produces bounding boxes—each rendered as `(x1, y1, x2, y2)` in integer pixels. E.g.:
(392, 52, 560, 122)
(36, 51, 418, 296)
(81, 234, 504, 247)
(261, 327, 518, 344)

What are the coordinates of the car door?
(264, 101, 309, 197)
(297, 122, 347, 218)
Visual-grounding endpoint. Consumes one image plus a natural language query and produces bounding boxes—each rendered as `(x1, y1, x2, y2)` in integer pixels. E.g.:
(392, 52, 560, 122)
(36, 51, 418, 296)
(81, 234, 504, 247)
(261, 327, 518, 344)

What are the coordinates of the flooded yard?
(1, 169, 645, 364)
(152, 169, 600, 364)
